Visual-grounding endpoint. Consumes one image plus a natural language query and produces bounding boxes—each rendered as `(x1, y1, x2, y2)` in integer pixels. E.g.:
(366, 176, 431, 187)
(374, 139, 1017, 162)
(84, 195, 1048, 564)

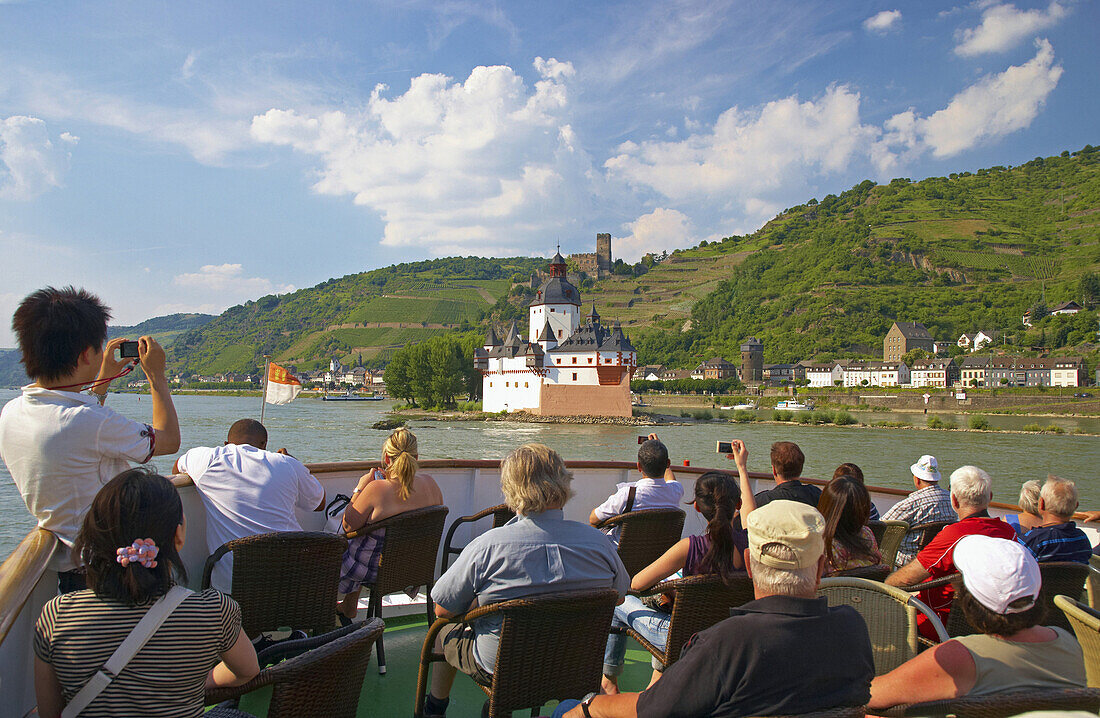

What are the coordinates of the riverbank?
(388, 405, 1100, 437)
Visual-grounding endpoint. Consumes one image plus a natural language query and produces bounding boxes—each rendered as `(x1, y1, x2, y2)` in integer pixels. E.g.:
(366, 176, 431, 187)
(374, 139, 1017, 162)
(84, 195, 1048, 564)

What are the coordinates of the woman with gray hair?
(1006, 480, 1043, 537)
(422, 443, 629, 718)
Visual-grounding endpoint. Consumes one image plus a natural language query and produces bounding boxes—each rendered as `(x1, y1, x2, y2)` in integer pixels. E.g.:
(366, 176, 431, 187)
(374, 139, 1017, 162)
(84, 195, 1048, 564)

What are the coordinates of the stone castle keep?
(569, 232, 613, 278)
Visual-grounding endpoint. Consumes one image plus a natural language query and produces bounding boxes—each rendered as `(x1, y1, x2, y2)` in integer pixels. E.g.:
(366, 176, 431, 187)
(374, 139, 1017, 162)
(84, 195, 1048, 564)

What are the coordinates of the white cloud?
(604, 85, 879, 204)
(59, 132, 79, 144)
(615, 208, 695, 263)
(955, 1, 1067, 56)
(863, 10, 902, 33)
(173, 263, 295, 295)
(877, 39, 1062, 159)
(0, 115, 70, 200)
(252, 58, 597, 254)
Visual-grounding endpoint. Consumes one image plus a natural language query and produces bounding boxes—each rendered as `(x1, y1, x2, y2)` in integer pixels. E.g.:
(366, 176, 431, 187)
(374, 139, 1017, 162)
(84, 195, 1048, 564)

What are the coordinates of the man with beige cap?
(559, 500, 873, 718)
(882, 454, 956, 566)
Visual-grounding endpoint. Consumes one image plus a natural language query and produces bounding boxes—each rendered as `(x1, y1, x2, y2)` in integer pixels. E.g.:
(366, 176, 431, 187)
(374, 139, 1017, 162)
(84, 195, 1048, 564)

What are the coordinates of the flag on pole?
(265, 362, 302, 405)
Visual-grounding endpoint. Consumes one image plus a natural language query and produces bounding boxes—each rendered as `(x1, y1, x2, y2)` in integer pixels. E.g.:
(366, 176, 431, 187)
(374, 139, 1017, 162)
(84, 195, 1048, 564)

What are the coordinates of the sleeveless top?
(955, 627, 1086, 696)
(685, 528, 748, 576)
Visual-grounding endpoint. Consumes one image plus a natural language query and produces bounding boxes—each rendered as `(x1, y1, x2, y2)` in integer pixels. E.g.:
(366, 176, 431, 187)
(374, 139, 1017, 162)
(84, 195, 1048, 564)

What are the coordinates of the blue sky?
(0, 0, 1096, 345)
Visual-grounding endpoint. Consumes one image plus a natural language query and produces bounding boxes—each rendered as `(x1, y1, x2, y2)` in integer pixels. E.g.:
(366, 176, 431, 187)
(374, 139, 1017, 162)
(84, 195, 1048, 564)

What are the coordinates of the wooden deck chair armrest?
(201, 544, 233, 590)
(461, 505, 509, 523)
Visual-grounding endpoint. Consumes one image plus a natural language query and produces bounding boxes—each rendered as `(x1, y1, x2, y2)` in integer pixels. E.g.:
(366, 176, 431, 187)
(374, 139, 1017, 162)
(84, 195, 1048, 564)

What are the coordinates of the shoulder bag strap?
(61, 585, 192, 718)
(624, 485, 637, 514)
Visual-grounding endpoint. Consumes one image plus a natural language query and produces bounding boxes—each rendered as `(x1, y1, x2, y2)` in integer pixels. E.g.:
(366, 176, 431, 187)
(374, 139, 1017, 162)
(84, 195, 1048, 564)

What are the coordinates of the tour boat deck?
(231, 613, 656, 717)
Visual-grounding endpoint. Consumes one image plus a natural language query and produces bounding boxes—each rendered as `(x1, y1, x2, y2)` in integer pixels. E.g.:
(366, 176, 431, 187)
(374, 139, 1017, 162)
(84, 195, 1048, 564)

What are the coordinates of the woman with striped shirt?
(34, 468, 259, 717)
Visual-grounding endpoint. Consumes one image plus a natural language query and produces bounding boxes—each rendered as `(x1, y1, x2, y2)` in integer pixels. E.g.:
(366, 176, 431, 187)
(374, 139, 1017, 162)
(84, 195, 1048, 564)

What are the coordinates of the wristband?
(580, 692, 597, 718)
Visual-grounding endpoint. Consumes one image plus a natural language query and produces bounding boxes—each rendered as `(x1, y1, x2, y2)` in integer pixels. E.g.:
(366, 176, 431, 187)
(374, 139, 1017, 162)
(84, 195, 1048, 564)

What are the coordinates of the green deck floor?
(227, 615, 657, 717)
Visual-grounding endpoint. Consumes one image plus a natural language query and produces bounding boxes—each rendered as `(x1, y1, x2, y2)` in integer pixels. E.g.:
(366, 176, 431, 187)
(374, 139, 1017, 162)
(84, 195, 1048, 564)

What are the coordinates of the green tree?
(1081, 272, 1100, 308)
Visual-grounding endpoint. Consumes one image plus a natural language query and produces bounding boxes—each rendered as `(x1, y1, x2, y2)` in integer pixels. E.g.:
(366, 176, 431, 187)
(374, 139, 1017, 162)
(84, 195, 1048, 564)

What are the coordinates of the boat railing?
(2, 458, 1097, 717)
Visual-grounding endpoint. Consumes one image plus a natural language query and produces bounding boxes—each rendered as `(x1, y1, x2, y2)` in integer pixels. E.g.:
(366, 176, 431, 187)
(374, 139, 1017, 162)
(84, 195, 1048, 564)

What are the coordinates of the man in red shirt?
(886, 465, 1017, 638)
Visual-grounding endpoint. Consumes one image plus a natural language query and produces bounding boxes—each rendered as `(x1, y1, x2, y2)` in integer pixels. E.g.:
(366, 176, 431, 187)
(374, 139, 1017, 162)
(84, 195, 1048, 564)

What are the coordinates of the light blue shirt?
(431, 508, 629, 672)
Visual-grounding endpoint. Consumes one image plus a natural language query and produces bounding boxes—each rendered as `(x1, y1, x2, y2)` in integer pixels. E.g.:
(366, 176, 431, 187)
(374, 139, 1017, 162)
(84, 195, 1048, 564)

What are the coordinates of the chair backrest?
(208, 619, 385, 718)
(1055, 594, 1100, 688)
(440, 504, 516, 573)
(868, 520, 909, 569)
(912, 520, 952, 551)
(604, 508, 686, 576)
(941, 562, 1088, 637)
(357, 505, 449, 597)
(487, 589, 619, 717)
(818, 577, 947, 675)
(203, 531, 347, 637)
(1087, 560, 1100, 610)
(892, 687, 1100, 717)
(663, 573, 755, 666)
(1039, 562, 1090, 631)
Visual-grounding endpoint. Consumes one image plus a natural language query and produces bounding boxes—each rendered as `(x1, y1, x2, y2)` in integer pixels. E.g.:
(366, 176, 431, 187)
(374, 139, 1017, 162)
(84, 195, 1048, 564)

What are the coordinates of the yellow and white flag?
(265, 362, 302, 405)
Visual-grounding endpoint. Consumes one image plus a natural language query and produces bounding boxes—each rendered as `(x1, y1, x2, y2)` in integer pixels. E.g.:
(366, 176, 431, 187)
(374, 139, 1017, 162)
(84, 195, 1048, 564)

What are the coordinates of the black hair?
(76, 467, 187, 605)
(227, 418, 267, 447)
(12, 286, 111, 382)
(637, 439, 670, 478)
(958, 583, 1046, 636)
(819, 476, 878, 568)
(692, 471, 742, 584)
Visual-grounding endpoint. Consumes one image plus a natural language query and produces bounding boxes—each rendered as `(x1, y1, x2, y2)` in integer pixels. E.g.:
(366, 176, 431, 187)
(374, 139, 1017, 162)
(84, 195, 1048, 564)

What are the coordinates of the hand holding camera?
(137, 336, 168, 380)
(718, 439, 749, 470)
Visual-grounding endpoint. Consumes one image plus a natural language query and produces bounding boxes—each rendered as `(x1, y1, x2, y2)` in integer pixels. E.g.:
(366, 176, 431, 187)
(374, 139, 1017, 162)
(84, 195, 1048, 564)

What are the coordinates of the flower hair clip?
(116, 539, 159, 569)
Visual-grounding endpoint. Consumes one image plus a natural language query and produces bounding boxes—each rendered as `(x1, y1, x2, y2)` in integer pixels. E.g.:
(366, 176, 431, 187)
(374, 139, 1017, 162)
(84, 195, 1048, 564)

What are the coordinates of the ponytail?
(693, 472, 741, 585)
(382, 428, 419, 501)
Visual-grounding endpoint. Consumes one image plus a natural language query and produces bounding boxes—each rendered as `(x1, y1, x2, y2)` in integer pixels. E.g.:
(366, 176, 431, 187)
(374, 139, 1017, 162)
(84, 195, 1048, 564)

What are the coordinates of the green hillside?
(166, 146, 1100, 376)
(604, 146, 1100, 366)
(168, 257, 541, 375)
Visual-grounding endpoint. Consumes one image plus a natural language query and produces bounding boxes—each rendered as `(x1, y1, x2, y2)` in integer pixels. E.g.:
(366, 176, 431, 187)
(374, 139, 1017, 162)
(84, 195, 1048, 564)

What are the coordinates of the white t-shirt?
(594, 476, 685, 544)
(176, 444, 325, 592)
(0, 385, 156, 570)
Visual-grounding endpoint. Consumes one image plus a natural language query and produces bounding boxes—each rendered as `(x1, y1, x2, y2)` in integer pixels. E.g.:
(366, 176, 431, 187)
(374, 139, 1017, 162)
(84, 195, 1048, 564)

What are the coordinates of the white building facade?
(477, 253, 637, 417)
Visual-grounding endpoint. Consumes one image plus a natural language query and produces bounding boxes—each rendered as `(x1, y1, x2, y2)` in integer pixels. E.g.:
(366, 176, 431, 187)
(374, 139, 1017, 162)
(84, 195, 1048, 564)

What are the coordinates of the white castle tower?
(475, 251, 637, 417)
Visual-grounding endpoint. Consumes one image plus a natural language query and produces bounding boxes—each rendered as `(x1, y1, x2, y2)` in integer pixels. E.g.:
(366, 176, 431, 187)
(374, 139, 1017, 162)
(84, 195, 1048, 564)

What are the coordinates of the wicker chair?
(205, 618, 385, 718)
(414, 589, 619, 718)
(868, 520, 909, 569)
(440, 504, 515, 573)
(345, 504, 449, 675)
(817, 577, 948, 675)
(914, 562, 1089, 637)
(595, 507, 686, 576)
(1055, 595, 1100, 687)
(912, 520, 952, 551)
(202, 531, 348, 637)
(878, 687, 1100, 717)
(618, 573, 755, 671)
(1086, 556, 1100, 610)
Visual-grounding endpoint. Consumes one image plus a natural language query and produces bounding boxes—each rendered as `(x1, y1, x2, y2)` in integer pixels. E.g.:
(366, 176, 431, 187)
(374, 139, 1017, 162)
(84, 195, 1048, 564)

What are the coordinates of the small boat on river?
(775, 399, 811, 411)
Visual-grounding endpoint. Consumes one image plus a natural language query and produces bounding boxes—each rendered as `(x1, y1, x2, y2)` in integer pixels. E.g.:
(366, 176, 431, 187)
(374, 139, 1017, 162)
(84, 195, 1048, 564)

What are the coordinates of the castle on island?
(475, 250, 637, 417)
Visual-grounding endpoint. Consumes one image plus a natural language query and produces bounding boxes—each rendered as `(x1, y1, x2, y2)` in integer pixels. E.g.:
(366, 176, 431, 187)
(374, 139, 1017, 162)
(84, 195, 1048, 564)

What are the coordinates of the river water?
(1, 389, 1097, 559)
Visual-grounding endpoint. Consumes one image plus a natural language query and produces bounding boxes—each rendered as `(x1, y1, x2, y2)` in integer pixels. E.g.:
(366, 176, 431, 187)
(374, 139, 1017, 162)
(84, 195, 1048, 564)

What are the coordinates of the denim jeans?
(603, 594, 670, 676)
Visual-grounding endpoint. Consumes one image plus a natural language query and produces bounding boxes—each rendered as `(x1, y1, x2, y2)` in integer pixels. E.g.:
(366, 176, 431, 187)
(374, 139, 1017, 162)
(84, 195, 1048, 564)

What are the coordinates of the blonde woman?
(337, 428, 443, 622)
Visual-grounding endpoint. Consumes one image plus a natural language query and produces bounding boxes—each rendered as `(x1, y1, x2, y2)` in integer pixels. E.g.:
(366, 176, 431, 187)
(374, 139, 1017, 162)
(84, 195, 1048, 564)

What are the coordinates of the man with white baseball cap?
(881, 453, 956, 566)
(871, 535, 1085, 710)
(560, 500, 874, 718)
